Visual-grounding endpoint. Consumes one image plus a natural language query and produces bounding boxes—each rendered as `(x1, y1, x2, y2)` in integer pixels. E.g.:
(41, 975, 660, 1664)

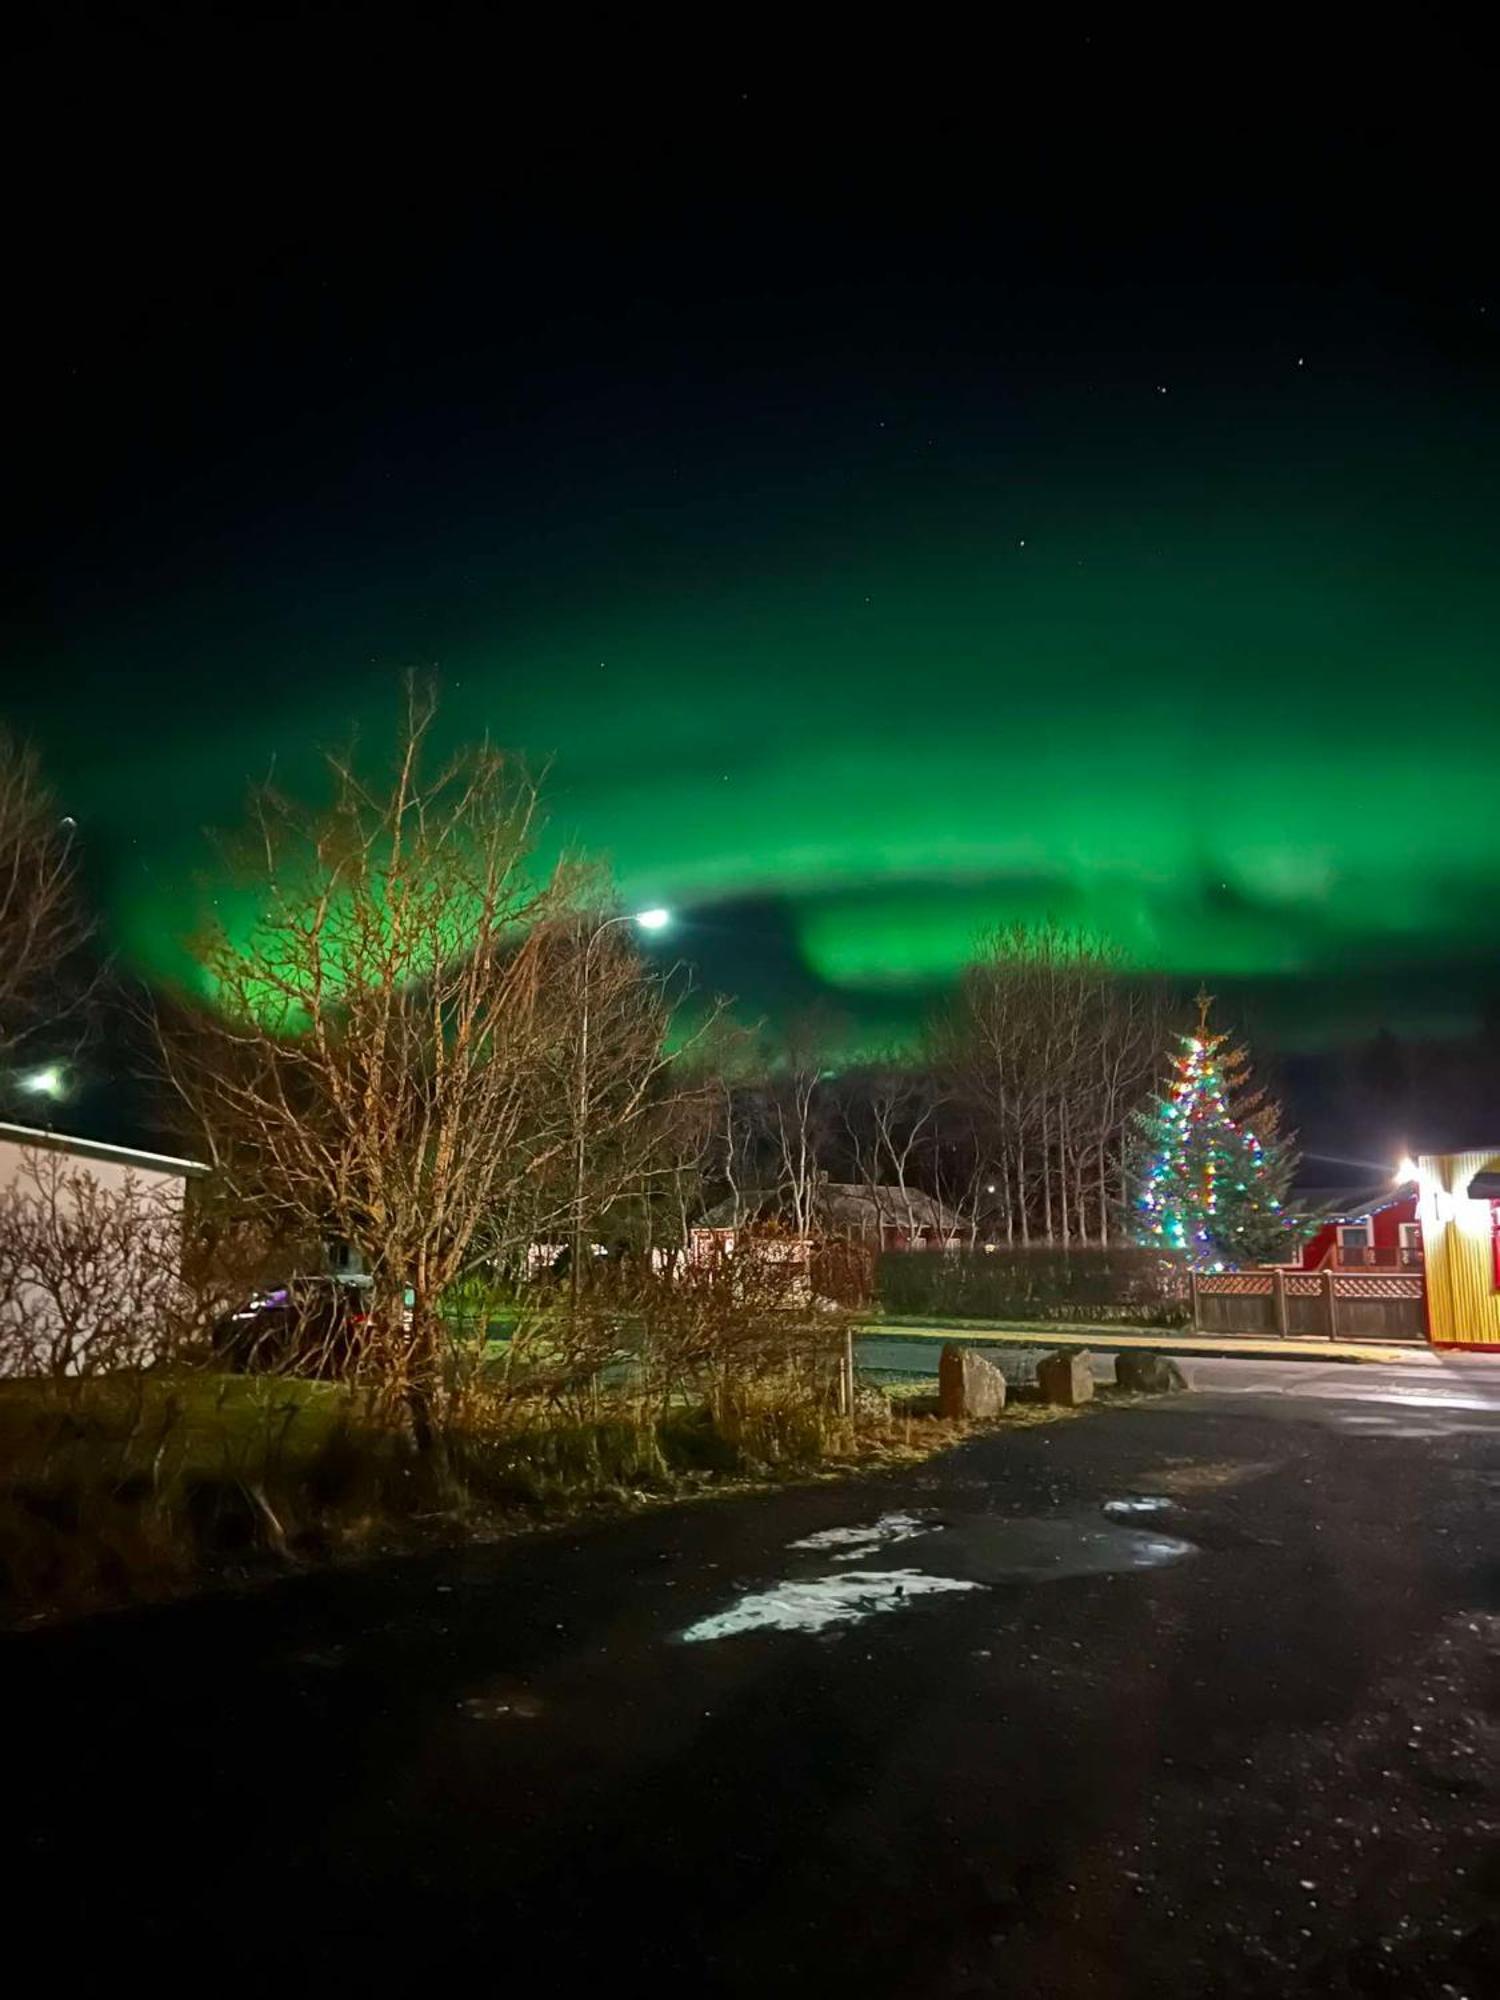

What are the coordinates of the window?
(1337, 1222, 1371, 1266)
(1399, 1221, 1422, 1267)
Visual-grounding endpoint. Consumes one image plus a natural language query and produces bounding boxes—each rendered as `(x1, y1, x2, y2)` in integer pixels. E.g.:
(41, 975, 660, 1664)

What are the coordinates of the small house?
(692, 1182, 963, 1257)
(1290, 1184, 1422, 1271)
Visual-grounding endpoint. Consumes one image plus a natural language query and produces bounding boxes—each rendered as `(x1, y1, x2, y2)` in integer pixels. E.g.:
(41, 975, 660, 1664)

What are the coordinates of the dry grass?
(0, 1355, 1117, 1625)
(0, 1374, 403, 1618)
(0, 1363, 871, 1623)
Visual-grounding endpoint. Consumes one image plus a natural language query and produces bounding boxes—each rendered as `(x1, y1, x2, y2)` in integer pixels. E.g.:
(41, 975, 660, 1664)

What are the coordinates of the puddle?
(1103, 1496, 1175, 1520)
(678, 1569, 980, 1642)
(1335, 1413, 1488, 1440)
(788, 1511, 941, 1561)
(934, 1515, 1195, 1583)
(1153, 1459, 1281, 1495)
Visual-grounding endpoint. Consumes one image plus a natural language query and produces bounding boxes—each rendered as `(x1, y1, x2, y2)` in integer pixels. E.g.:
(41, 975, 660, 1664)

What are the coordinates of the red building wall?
(1295, 1192, 1418, 1270)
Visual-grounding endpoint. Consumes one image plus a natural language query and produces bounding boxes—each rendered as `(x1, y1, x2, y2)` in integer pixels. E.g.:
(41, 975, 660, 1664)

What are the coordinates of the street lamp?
(20, 1065, 65, 1100)
(571, 909, 671, 1309)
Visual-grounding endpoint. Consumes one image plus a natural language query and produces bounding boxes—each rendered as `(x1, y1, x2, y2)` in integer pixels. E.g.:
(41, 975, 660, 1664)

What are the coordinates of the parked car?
(212, 1276, 375, 1377)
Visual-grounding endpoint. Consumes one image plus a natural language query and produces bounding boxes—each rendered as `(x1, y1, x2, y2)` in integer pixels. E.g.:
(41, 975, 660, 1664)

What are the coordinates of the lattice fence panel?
(1194, 1266, 1427, 1341)
(1332, 1274, 1425, 1302)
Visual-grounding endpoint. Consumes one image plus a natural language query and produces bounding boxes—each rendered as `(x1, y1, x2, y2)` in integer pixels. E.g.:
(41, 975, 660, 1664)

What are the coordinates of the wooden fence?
(1192, 1268, 1426, 1343)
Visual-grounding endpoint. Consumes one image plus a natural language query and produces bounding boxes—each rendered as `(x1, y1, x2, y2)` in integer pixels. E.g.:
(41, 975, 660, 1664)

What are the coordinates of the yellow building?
(1416, 1150, 1500, 1350)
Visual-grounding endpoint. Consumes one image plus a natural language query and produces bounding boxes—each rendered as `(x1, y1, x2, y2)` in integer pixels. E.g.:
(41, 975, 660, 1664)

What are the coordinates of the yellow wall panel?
(1417, 1150, 1500, 1349)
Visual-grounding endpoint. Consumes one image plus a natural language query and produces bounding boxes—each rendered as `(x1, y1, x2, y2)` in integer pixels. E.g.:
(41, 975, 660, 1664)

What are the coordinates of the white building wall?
(0, 1135, 191, 1209)
(0, 1126, 204, 1377)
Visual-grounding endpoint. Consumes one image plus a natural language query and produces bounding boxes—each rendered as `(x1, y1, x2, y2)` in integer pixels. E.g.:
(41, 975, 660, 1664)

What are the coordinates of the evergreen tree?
(1133, 993, 1296, 1267)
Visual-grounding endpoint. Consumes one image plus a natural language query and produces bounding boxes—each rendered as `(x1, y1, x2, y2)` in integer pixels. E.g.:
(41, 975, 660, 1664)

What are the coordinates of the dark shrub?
(877, 1246, 1188, 1326)
(182, 1477, 263, 1554)
(659, 1407, 743, 1474)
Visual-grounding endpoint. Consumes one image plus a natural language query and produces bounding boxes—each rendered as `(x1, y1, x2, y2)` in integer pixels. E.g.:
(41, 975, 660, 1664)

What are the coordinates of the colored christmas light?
(1131, 993, 1296, 1270)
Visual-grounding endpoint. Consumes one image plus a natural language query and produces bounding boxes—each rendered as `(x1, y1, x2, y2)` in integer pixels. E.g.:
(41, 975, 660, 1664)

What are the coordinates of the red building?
(1290, 1185, 1422, 1271)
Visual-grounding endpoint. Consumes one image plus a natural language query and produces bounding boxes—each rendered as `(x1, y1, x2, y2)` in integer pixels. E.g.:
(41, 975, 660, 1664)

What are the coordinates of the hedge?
(874, 1246, 1190, 1326)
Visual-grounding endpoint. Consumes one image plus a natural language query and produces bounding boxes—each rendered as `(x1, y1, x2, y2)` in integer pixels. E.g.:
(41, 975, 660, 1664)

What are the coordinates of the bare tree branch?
(0, 727, 91, 1065)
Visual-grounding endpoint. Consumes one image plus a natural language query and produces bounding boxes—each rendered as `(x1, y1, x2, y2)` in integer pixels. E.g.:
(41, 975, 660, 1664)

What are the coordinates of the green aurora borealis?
(38, 413, 1500, 1052)
(10, 82, 1500, 1060)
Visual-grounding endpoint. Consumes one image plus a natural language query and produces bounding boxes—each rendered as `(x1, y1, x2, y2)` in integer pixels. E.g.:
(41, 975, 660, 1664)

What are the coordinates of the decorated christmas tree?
(1133, 992, 1296, 1268)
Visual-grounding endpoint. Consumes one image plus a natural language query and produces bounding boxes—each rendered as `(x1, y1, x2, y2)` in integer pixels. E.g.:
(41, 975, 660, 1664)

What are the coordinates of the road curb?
(856, 1324, 1429, 1367)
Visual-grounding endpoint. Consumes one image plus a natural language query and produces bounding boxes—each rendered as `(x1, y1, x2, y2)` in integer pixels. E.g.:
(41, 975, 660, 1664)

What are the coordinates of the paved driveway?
(1181, 1351, 1500, 1416)
(4, 1359, 1496, 1995)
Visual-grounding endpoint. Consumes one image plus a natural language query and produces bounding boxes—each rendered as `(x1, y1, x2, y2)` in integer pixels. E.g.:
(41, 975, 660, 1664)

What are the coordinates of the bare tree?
(477, 914, 719, 1287)
(156, 685, 624, 1446)
(933, 922, 1043, 1244)
(757, 1008, 843, 1239)
(936, 921, 1172, 1246)
(0, 727, 90, 1064)
(0, 1149, 188, 1377)
(632, 1013, 749, 1268)
(697, 1017, 763, 1231)
(838, 1055, 946, 1241)
(1085, 975, 1176, 1243)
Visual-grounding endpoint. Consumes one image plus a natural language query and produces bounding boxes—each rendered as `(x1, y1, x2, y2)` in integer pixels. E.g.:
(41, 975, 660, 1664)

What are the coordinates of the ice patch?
(1103, 1496, 1175, 1520)
(788, 1511, 939, 1561)
(679, 1568, 980, 1642)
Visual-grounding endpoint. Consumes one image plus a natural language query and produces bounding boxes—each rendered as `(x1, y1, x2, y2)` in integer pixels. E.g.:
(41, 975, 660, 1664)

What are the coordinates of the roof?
(698, 1183, 962, 1233)
(820, 1183, 963, 1230)
(1291, 1182, 1415, 1226)
(0, 1121, 210, 1179)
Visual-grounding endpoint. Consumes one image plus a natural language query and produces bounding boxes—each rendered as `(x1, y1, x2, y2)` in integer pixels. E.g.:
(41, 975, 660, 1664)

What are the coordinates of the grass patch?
(865, 1370, 1104, 1426)
(0, 1360, 1117, 1626)
(869, 1314, 1184, 1337)
(0, 1375, 411, 1618)
(880, 1373, 942, 1403)
(0, 1368, 878, 1623)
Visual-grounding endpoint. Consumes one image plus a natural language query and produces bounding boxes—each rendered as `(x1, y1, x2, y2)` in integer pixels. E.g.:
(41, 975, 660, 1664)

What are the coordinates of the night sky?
(7, 22, 1500, 1087)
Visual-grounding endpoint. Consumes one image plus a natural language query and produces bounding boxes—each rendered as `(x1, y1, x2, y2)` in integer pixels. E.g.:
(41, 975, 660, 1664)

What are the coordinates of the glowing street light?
(20, 1065, 65, 1099)
(1394, 1156, 1418, 1185)
(634, 907, 671, 932)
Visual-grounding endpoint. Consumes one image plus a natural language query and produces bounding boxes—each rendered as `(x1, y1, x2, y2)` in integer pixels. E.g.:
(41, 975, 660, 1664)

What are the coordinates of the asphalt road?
(4, 1360, 1497, 1996)
(1181, 1352, 1500, 1413)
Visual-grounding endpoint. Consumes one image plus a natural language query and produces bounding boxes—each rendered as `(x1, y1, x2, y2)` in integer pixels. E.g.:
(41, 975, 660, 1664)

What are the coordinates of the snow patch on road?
(679, 1568, 980, 1642)
(788, 1511, 940, 1561)
(1103, 1496, 1175, 1520)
